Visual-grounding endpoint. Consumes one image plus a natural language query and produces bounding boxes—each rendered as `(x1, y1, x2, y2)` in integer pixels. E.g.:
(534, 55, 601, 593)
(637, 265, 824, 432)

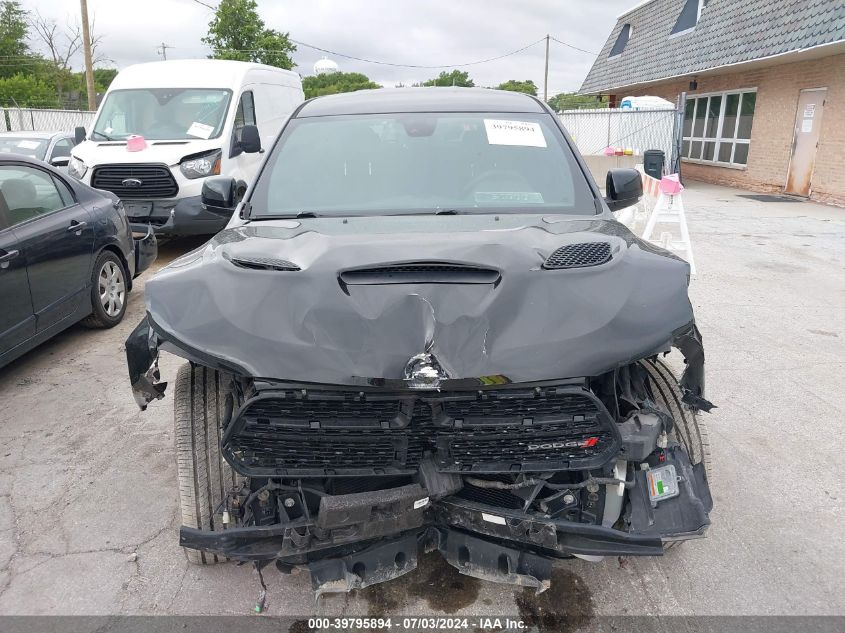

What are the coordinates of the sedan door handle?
(67, 220, 87, 233)
(0, 249, 19, 268)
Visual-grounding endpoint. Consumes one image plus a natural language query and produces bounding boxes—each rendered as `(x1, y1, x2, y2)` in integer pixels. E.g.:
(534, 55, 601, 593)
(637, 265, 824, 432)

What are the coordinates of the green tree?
(72, 67, 118, 109)
(302, 71, 380, 100)
(496, 79, 537, 96)
(92, 68, 118, 91)
(202, 0, 296, 70)
(0, 73, 58, 107)
(0, 1, 30, 79)
(422, 70, 474, 87)
(547, 92, 607, 112)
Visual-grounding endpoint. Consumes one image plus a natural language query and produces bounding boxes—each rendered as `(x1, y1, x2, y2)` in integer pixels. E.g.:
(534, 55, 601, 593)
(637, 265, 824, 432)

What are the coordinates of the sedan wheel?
(99, 260, 126, 317)
(81, 251, 129, 328)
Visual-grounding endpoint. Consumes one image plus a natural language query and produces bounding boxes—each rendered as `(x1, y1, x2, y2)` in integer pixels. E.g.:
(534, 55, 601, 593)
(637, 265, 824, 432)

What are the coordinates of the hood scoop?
(543, 242, 612, 270)
(229, 255, 300, 271)
(339, 262, 500, 286)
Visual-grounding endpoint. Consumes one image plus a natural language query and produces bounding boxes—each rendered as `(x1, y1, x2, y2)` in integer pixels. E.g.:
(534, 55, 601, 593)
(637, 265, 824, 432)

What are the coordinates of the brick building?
(580, 0, 845, 205)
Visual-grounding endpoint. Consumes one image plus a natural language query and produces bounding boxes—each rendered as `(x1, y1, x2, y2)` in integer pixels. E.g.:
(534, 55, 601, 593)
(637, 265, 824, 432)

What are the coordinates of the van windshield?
(91, 88, 232, 141)
(250, 112, 596, 217)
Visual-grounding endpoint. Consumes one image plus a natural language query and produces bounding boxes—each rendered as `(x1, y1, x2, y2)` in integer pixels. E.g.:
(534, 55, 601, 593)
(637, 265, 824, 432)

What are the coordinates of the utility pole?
(157, 43, 171, 60)
(79, 0, 96, 111)
(543, 34, 550, 103)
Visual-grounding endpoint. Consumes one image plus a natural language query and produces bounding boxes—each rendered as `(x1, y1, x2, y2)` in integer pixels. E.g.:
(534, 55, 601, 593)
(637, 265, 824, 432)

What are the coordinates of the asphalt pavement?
(0, 183, 843, 620)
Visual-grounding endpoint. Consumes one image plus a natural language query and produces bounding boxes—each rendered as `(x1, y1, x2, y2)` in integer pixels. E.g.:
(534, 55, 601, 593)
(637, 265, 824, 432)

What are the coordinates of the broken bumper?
(132, 224, 157, 278)
(181, 501, 665, 595)
(128, 195, 230, 237)
(180, 452, 710, 595)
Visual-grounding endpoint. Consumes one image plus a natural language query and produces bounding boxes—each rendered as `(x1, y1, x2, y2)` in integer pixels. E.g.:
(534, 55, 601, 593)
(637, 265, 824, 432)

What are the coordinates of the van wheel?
(174, 362, 242, 564)
(81, 251, 127, 328)
(640, 357, 712, 550)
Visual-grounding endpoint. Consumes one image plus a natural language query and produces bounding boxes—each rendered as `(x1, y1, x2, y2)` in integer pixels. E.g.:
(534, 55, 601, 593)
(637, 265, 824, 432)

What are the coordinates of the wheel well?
(98, 244, 133, 292)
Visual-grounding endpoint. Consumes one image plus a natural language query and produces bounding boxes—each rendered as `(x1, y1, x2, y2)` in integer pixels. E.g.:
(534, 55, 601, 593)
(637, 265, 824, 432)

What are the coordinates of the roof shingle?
(580, 0, 845, 94)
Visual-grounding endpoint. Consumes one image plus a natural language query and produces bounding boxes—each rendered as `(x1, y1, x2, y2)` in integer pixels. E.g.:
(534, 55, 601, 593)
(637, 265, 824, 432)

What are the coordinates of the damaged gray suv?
(126, 88, 713, 595)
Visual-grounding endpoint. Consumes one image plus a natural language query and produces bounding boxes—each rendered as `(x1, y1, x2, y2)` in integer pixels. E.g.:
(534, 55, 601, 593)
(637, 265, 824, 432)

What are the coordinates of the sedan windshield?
(92, 88, 231, 141)
(0, 137, 48, 160)
(250, 112, 596, 217)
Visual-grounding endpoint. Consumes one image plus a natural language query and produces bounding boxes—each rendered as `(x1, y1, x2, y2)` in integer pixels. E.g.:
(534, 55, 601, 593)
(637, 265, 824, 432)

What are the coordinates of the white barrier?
(640, 173, 696, 275)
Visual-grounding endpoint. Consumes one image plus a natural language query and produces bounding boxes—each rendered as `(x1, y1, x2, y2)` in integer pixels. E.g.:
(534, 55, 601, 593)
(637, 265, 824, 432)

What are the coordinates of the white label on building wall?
(801, 119, 813, 133)
(803, 104, 815, 119)
(484, 119, 547, 147)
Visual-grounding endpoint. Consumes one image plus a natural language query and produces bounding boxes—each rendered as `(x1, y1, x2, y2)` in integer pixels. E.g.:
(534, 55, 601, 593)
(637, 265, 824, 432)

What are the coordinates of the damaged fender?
(125, 317, 166, 410)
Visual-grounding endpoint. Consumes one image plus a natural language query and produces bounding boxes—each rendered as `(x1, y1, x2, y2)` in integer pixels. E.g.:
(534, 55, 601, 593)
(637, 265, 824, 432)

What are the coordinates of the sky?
(25, 0, 634, 95)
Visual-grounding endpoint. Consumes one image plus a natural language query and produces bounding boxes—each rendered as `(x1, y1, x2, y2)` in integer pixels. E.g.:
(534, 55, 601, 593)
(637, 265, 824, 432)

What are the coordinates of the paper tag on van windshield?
(18, 140, 41, 150)
(187, 122, 214, 139)
(484, 119, 546, 148)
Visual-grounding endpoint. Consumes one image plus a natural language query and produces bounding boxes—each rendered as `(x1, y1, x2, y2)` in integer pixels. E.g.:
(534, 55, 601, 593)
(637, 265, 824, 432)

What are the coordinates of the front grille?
(543, 242, 612, 270)
(91, 164, 178, 199)
(224, 384, 618, 477)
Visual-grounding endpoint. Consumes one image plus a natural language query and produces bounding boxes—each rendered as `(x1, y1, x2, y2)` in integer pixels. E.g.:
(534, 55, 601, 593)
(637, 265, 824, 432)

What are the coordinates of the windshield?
(250, 112, 596, 217)
(0, 137, 48, 160)
(92, 88, 231, 141)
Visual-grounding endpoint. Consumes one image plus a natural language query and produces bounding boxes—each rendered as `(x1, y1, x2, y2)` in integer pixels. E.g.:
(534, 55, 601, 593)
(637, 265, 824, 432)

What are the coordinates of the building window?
(671, 0, 707, 36)
(609, 24, 632, 57)
(682, 90, 756, 167)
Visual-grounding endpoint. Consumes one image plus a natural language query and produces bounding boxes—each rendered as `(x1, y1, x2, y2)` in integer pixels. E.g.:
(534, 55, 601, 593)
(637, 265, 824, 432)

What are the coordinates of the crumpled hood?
(145, 214, 693, 384)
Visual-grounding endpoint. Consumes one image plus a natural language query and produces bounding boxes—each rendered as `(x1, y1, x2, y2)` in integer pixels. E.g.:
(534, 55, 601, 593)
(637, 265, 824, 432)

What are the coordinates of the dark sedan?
(0, 154, 157, 368)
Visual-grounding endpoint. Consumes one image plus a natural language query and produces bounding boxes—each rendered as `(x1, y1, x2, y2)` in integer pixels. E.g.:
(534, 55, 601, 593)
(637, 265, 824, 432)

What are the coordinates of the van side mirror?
(239, 125, 262, 154)
(74, 127, 86, 145)
(201, 177, 239, 217)
(605, 168, 643, 212)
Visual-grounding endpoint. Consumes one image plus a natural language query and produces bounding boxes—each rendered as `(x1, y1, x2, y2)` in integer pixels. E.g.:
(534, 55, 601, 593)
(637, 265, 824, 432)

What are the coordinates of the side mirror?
(50, 156, 70, 167)
(605, 168, 643, 212)
(239, 125, 262, 154)
(74, 126, 86, 145)
(201, 176, 239, 217)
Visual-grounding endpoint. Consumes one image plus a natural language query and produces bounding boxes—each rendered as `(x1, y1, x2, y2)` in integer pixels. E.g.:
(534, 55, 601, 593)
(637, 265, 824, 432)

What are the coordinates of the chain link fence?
(1, 108, 96, 133)
(560, 107, 679, 159)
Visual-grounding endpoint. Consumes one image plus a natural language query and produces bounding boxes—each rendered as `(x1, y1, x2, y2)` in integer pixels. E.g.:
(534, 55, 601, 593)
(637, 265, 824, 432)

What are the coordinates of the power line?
(549, 36, 598, 56)
(185, 0, 216, 9)
(285, 37, 547, 69)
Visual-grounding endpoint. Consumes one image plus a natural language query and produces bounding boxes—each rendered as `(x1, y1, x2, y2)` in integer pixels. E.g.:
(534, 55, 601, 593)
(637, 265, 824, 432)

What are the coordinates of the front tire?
(174, 362, 240, 565)
(641, 357, 712, 549)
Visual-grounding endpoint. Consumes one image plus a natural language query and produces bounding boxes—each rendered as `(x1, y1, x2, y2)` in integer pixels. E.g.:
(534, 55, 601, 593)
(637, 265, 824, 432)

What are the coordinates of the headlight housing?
(179, 149, 222, 179)
(68, 155, 87, 179)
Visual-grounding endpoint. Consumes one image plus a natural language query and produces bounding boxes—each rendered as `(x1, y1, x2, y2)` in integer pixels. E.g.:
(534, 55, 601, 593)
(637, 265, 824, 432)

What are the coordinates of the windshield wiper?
(253, 211, 319, 220)
(434, 209, 461, 215)
(91, 130, 115, 141)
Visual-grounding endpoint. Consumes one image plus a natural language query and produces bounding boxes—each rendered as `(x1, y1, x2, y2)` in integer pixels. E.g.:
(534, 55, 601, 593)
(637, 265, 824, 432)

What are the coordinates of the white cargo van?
(68, 60, 303, 235)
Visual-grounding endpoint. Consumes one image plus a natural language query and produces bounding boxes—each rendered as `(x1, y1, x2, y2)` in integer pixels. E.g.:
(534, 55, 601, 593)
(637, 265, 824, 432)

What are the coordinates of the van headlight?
(179, 149, 222, 179)
(68, 155, 87, 179)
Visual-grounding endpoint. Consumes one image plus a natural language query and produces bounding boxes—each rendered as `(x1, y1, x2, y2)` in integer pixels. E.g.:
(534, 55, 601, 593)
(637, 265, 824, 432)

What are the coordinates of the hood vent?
(543, 242, 612, 270)
(340, 262, 500, 285)
(230, 255, 300, 271)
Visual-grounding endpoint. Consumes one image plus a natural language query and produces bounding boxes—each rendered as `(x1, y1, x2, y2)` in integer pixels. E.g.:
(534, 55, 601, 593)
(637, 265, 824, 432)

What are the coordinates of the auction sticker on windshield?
(484, 119, 546, 148)
(187, 122, 214, 139)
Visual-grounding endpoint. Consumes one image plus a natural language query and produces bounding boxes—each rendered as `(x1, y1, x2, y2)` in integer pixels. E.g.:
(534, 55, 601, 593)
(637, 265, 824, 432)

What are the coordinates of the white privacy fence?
(2, 108, 96, 132)
(559, 107, 679, 165)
